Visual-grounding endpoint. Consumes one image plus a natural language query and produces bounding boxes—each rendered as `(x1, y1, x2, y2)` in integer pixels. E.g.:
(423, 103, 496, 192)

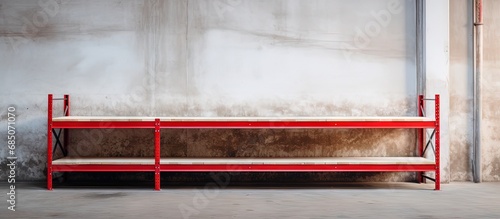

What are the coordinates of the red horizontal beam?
(52, 121, 156, 129)
(160, 164, 437, 172)
(160, 121, 437, 129)
(52, 164, 155, 172)
(52, 121, 436, 129)
(52, 164, 436, 172)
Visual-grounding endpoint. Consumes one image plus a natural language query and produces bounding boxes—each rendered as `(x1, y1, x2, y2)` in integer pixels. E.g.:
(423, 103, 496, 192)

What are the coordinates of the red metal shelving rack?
(47, 94, 440, 190)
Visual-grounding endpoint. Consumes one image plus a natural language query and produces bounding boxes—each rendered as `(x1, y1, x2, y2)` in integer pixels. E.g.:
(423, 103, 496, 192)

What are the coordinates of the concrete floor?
(2, 182, 500, 219)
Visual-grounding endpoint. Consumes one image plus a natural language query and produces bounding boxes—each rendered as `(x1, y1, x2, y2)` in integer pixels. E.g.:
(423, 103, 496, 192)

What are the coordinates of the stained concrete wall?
(482, 0, 500, 181)
(449, 0, 473, 181)
(0, 0, 459, 183)
(448, 0, 500, 182)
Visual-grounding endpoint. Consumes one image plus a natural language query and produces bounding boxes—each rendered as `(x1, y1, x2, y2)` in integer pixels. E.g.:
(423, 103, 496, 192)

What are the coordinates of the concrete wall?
(3, 0, 489, 184)
(449, 0, 473, 181)
(448, 0, 500, 182)
(0, 0, 420, 182)
(482, 0, 500, 181)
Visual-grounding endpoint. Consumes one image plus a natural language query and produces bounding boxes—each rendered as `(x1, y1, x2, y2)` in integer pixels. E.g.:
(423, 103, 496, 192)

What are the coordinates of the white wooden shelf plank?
(52, 116, 435, 122)
(52, 157, 435, 165)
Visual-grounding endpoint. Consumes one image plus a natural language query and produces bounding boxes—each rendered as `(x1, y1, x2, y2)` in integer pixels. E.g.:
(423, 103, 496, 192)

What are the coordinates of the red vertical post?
(63, 94, 70, 155)
(63, 94, 70, 116)
(435, 94, 441, 190)
(417, 95, 424, 183)
(47, 94, 53, 190)
(154, 118, 161, 191)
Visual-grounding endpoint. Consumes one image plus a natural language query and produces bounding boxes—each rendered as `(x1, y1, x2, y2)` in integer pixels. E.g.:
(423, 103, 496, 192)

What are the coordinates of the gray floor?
(2, 182, 500, 219)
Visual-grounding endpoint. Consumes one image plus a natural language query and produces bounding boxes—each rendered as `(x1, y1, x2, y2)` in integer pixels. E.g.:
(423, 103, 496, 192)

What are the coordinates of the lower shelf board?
(51, 157, 436, 172)
(52, 157, 435, 165)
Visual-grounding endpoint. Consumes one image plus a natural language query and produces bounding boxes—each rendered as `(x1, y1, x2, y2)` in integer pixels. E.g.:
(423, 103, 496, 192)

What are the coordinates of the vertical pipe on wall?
(473, 0, 483, 183)
(416, 0, 426, 98)
(415, 1, 426, 183)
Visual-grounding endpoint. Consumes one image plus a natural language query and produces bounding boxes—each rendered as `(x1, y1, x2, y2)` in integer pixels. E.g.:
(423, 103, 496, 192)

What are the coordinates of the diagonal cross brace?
(420, 104, 437, 156)
(52, 128, 68, 156)
(423, 129, 436, 156)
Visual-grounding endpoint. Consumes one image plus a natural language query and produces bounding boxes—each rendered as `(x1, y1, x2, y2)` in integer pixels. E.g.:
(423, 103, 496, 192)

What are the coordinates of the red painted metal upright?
(435, 94, 441, 190)
(47, 94, 53, 190)
(154, 118, 161, 190)
(63, 94, 70, 115)
(63, 94, 70, 155)
(417, 95, 424, 183)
